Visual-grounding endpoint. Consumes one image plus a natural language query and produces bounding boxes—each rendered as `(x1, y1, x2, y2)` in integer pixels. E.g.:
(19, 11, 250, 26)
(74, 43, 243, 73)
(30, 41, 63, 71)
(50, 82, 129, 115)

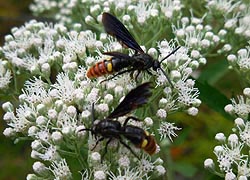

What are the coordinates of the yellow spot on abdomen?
(141, 139, 148, 148)
(107, 62, 113, 72)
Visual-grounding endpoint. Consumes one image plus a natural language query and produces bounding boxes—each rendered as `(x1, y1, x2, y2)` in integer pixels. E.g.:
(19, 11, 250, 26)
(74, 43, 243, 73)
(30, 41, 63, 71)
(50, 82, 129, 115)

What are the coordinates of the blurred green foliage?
(0, 1, 242, 180)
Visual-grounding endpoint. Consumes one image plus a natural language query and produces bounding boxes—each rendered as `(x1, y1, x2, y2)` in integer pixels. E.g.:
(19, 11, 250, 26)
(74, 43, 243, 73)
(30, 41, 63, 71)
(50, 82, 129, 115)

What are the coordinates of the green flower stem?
(11, 66, 19, 99)
(165, 145, 174, 180)
(57, 149, 78, 157)
(74, 142, 88, 169)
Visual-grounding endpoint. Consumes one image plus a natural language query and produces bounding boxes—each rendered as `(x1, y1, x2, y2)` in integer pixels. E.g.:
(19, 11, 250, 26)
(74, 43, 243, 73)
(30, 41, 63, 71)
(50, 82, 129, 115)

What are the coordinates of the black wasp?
(80, 82, 157, 159)
(86, 12, 180, 87)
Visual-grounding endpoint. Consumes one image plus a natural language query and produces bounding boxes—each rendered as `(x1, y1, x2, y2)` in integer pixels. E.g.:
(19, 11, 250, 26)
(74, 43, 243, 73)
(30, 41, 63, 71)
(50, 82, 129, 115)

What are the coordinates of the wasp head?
(152, 60, 161, 71)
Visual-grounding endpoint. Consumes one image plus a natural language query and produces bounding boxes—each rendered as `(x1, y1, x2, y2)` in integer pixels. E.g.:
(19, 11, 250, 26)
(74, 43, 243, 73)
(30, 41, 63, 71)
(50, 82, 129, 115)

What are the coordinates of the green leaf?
(195, 80, 233, 120)
(198, 59, 229, 85)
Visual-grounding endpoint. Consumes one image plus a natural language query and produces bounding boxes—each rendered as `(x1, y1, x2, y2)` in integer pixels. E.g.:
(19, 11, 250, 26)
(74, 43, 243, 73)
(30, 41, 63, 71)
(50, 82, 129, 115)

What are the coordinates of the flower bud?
(51, 131, 63, 144)
(36, 116, 48, 126)
(204, 158, 215, 170)
(33, 161, 49, 176)
(37, 104, 46, 114)
(91, 152, 101, 162)
(3, 127, 16, 137)
(187, 107, 198, 116)
(144, 117, 153, 126)
(94, 170, 106, 180)
(215, 133, 226, 142)
(2, 101, 14, 112)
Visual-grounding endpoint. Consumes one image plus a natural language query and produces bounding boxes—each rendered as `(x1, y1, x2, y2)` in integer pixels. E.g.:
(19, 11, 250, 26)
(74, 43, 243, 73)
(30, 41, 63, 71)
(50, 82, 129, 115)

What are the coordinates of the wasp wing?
(102, 12, 144, 54)
(107, 82, 152, 119)
(103, 51, 132, 59)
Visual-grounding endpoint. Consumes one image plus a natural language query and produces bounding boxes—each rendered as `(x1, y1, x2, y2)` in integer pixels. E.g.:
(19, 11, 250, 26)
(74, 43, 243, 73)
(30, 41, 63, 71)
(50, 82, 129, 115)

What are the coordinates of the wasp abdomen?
(123, 126, 157, 155)
(86, 57, 131, 78)
(141, 132, 157, 155)
(87, 58, 113, 78)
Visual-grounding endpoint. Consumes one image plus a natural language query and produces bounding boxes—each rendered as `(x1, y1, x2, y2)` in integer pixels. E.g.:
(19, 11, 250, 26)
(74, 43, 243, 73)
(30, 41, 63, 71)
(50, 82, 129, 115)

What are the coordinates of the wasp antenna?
(159, 67, 174, 88)
(160, 46, 181, 64)
(78, 128, 93, 132)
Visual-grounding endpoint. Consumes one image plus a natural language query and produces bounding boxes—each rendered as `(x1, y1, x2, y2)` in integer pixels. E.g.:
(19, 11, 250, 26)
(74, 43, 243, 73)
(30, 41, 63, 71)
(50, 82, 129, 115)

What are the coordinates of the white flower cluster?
(1, 20, 101, 80)
(30, 0, 183, 27)
(1, 0, 205, 179)
(206, 0, 250, 39)
(2, 68, 162, 179)
(0, 59, 11, 89)
(172, 13, 220, 64)
(204, 87, 250, 179)
(227, 44, 250, 82)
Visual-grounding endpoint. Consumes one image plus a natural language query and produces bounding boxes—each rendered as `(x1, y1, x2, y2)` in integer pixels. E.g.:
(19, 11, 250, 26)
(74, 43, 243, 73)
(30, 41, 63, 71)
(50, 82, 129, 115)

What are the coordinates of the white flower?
(133, 2, 155, 24)
(231, 96, 250, 119)
(158, 122, 181, 141)
(51, 72, 77, 104)
(91, 152, 101, 162)
(206, 0, 241, 14)
(26, 174, 39, 180)
(234, 118, 245, 127)
(51, 131, 63, 144)
(224, 104, 234, 114)
(94, 170, 106, 180)
(22, 77, 50, 105)
(3, 127, 16, 137)
(155, 165, 166, 175)
(214, 142, 246, 173)
(144, 117, 153, 126)
(31, 144, 60, 161)
(215, 133, 226, 142)
(96, 103, 109, 113)
(8, 103, 36, 133)
(156, 108, 167, 118)
(118, 155, 130, 167)
(238, 121, 250, 147)
(243, 88, 250, 97)
(160, 0, 183, 19)
(204, 158, 215, 170)
(175, 78, 200, 107)
(225, 171, 236, 180)
(0, 59, 11, 89)
(237, 159, 250, 177)
(49, 159, 72, 180)
(236, 47, 250, 71)
(235, 8, 250, 38)
(57, 110, 78, 135)
(108, 167, 143, 180)
(187, 107, 198, 116)
(138, 157, 155, 173)
(33, 161, 49, 175)
(2, 101, 14, 112)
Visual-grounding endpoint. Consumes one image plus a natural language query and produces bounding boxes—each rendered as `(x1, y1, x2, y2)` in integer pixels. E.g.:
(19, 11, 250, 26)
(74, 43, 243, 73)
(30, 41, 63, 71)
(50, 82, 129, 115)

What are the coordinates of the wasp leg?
(146, 69, 153, 75)
(159, 67, 174, 88)
(91, 137, 105, 151)
(100, 68, 136, 83)
(134, 70, 141, 82)
(119, 138, 140, 159)
(123, 116, 141, 126)
(101, 138, 113, 162)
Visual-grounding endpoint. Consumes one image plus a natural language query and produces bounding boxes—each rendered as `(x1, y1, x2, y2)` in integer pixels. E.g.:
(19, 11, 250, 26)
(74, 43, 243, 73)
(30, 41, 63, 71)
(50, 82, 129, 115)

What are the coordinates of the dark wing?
(103, 51, 132, 59)
(108, 82, 152, 118)
(102, 12, 144, 53)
